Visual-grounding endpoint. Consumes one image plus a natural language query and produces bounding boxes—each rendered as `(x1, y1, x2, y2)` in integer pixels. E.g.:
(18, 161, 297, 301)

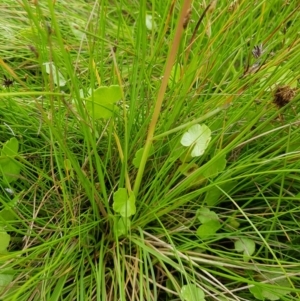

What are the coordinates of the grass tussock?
(0, 0, 300, 300)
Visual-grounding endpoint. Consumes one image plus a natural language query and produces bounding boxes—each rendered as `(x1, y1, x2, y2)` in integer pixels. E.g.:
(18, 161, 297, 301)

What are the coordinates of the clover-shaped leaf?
(235, 237, 255, 261)
(181, 284, 205, 301)
(181, 124, 211, 157)
(113, 188, 136, 218)
(197, 221, 221, 239)
(196, 208, 221, 239)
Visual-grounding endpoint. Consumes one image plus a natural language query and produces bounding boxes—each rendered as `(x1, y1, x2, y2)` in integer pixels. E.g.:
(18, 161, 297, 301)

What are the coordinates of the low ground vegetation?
(0, 1, 300, 300)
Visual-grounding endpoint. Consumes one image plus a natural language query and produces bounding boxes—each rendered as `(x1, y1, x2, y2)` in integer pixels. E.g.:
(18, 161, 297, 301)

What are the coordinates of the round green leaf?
(202, 154, 227, 178)
(234, 238, 255, 260)
(181, 284, 205, 301)
(180, 124, 211, 157)
(0, 208, 17, 224)
(113, 189, 136, 217)
(197, 208, 219, 224)
(0, 230, 10, 253)
(249, 285, 265, 301)
(133, 146, 154, 168)
(1, 138, 19, 157)
(204, 181, 237, 206)
(133, 148, 144, 168)
(197, 220, 221, 239)
(0, 160, 21, 184)
(85, 85, 122, 119)
(145, 15, 156, 30)
(0, 138, 21, 184)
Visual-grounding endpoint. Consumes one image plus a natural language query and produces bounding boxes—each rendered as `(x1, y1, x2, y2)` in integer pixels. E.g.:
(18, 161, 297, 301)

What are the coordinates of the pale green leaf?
(204, 181, 237, 206)
(249, 275, 292, 301)
(262, 290, 280, 301)
(133, 148, 144, 168)
(249, 273, 292, 300)
(204, 187, 222, 206)
(235, 238, 255, 261)
(181, 124, 211, 157)
(43, 62, 66, 87)
(249, 285, 265, 301)
(1, 138, 19, 157)
(0, 160, 21, 184)
(91, 85, 122, 103)
(132, 146, 154, 168)
(0, 230, 10, 253)
(0, 273, 14, 295)
(113, 188, 127, 212)
(85, 85, 122, 119)
(0, 208, 17, 225)
(115, 217, 131, 237)
(64, 159, 74, 179)
(228, 216, 240, 229)
(0, 138, 20, 183)
(202, 155, 227, 178)
(181, 284, 205, 301)
(145, 15, 156, 30)
(113, 189, 136, 217)
(69, 22, 86, 40)
(197, 207, 219, 224)
(85, 101, 114, 119)
(196, 220, 221, 239)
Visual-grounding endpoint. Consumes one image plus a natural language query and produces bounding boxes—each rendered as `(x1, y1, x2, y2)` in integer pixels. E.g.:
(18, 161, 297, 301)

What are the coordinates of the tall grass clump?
(0, 0, 300, 300)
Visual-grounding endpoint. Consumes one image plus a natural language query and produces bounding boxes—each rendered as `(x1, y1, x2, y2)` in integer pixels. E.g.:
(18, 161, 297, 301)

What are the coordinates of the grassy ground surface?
(0, 0, 300, 300)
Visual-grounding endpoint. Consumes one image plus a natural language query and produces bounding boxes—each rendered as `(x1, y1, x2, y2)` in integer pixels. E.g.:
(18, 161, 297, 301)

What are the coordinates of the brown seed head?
(273, 85, 296, 108)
